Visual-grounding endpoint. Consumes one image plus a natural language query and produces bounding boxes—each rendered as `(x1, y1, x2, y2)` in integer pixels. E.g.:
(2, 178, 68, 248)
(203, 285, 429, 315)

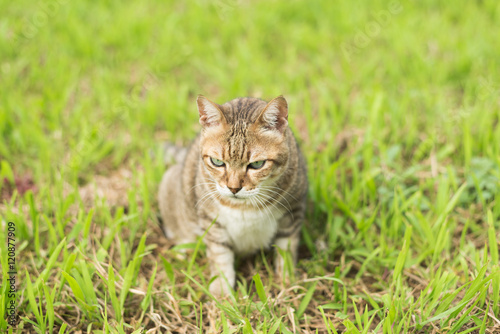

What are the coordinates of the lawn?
(1, 0, 500, 332)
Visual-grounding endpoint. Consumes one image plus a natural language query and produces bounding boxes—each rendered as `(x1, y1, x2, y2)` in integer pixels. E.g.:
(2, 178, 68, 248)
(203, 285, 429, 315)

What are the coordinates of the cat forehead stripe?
(222, 97, 268, 123)
(227, 120, 248, 160)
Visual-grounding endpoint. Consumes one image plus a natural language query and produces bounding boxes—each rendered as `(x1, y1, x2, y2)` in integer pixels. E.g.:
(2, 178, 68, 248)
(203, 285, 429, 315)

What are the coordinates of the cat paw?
(275, 256, 285, 277)
(274, 255, 294, 285)
(209, 276, 233, 297)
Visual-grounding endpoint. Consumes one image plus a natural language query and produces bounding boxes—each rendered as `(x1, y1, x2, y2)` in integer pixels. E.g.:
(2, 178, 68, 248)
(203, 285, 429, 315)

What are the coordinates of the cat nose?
(228, 187, 242, 194)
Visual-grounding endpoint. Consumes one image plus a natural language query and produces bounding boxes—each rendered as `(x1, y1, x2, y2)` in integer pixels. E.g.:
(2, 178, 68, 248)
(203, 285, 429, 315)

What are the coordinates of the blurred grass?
(1, 0, 500, 332)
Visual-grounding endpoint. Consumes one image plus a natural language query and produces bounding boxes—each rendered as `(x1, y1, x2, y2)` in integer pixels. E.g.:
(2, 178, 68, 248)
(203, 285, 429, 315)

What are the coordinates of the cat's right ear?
(197, 95, 226, 128)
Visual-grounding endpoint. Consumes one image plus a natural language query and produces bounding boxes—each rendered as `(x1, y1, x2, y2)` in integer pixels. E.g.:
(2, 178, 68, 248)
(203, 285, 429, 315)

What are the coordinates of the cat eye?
(248, 160, 266, 169)
(210, 157, 225, 167)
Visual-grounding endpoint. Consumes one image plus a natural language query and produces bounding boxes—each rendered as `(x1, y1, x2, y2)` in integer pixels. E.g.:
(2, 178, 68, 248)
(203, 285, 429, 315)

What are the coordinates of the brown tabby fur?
(158, 95, 308, 296)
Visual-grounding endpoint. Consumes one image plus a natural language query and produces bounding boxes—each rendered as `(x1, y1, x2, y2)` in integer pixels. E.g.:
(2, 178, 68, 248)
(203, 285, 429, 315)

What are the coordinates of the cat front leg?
(274, 215, 302, 278)
(204, 235, 235, 297)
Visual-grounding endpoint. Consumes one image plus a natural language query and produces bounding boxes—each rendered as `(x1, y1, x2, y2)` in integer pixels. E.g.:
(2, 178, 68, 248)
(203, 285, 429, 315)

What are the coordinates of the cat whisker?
(248, 197, 260, 219)
(259, 188, 294, 214)
(259, 188, 293, 209)
(252, 196, 268, 223)
(260, 185, 299, 203)
(195, 190, 220, 208)
(195, 189, 217, 205)
(185, 182, 217, 197)
(258, 191, 294, 221)
(260, 188, 295, 215)
(196, 192, 219, 210)
(251, 196, 271, 224)
(259, 187, 297, 206)
(254, 194, 276, 223)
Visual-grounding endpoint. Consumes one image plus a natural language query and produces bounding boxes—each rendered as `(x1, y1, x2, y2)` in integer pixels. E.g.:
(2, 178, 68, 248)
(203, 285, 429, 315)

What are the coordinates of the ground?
(1, 0, 500, 333)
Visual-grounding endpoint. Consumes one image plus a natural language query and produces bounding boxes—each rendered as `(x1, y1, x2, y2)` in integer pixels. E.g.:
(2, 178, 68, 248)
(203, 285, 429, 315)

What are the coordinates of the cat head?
(197, 95, 291, 204)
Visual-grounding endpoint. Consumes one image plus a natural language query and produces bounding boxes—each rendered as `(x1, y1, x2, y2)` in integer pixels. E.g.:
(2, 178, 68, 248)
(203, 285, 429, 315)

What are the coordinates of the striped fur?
(158, 95, 308, 296)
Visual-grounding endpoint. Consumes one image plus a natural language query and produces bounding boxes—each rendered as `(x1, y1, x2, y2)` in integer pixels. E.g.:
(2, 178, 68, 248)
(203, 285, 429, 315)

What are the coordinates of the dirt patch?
(1, 174, 37, 201)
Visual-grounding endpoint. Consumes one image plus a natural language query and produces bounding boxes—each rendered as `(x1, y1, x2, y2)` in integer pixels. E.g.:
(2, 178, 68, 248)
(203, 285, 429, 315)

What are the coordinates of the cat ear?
(197, 95, 226, 128)
(256, 96, 288, 133)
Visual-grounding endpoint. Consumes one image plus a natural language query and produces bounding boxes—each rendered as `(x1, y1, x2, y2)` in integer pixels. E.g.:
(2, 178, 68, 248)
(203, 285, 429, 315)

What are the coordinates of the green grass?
(1, 0, 500, 332)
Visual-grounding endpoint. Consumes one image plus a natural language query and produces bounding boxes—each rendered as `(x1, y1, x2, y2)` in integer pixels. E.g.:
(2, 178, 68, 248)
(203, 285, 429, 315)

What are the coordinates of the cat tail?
(162, 142, 188, 166)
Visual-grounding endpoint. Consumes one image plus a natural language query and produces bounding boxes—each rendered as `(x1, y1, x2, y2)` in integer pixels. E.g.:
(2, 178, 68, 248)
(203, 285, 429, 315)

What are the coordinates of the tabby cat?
(158, 95, 308, 296)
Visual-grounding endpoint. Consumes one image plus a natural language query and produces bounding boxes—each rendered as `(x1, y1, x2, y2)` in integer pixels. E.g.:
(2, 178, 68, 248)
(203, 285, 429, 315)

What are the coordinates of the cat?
(158, 95, 308, 296)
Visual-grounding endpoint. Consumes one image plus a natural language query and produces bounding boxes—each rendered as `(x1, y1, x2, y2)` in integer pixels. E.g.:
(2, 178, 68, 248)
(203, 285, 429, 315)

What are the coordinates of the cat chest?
(217, 206, 283, 255)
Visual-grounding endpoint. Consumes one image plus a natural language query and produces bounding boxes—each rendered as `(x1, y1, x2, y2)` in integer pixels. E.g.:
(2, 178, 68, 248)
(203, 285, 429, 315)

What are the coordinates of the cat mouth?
(225, 194, 251, 201)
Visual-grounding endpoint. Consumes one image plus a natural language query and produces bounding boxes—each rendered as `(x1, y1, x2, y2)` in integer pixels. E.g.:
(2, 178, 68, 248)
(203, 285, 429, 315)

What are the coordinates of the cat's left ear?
(256, 96, 288, 133)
